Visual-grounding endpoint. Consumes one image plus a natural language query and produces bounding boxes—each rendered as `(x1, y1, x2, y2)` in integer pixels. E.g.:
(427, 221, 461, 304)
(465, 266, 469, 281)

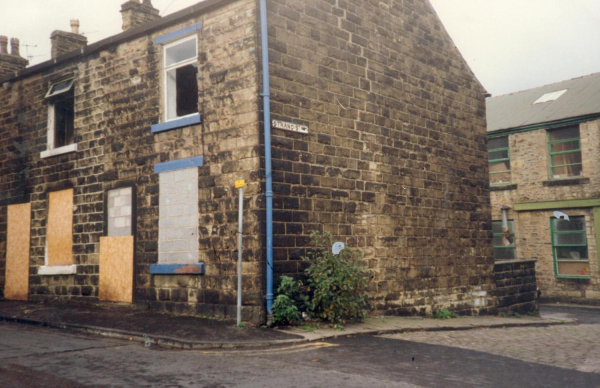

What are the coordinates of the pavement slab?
(0, 301, 576, 350)
(282, 314, 575, 341)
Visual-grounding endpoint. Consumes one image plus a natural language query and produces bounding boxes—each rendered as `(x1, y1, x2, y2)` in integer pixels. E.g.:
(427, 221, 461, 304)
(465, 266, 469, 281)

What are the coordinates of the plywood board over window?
(5, 203, 31, 300)
(99, 236, 134, 303)
(47, 189, 73, 266)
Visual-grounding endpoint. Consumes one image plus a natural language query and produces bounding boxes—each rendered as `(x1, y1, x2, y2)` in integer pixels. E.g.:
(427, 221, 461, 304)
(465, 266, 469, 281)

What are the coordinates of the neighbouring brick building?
(0, 0, 503, 323)
(487, 72, 600, 305)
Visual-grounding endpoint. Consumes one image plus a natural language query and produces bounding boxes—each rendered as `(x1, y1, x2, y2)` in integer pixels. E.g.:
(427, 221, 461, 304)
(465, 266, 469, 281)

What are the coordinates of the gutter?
(487, 113, 600, 138)
(259, 0, 274, 317)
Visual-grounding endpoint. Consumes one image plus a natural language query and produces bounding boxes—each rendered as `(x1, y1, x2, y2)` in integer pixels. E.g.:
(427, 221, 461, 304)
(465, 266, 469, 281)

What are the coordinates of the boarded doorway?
(5, 203, 31, 300)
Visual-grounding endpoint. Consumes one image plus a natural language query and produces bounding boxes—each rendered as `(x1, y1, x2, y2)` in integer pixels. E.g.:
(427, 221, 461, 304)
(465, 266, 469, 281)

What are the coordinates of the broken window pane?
(166, 64, 198, 120)
(54, 92, 74, 148)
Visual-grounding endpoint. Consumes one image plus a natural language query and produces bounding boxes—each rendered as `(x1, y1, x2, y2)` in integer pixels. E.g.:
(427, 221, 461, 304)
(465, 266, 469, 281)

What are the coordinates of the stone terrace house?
(487, 72, 600, 305)
(0, 0, 501, 323)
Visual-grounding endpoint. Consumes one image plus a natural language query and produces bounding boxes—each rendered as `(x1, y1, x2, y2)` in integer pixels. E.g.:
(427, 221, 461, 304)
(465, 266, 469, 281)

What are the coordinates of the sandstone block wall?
(492, 259, 538, 314)
(0, 0, 266, 322)
(266, 0, 495, 315)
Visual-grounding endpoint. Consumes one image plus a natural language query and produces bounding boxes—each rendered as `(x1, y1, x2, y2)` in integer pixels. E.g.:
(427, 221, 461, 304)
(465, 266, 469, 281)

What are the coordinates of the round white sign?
(332, 242, 345, 255)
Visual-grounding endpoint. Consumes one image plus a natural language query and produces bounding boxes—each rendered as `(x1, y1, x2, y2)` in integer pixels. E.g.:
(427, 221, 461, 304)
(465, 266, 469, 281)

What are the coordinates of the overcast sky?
(2, 0, 599, 96)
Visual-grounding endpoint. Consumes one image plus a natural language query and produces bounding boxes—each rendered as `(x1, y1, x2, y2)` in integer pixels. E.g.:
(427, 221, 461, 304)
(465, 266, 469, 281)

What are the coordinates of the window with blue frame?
(164, 35, 198, 121)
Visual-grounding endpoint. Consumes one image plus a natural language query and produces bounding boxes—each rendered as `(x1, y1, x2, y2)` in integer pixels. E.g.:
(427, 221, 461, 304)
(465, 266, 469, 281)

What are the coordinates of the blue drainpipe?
(259, 0, 274, 315)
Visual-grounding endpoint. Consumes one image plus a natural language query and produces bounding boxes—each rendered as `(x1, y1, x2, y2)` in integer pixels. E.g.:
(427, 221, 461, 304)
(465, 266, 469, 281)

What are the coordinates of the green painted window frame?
(492, 220, 516, 261)
(551, 216, 591, 279)
(488, 136, 511, 186)
(547, 126, 582, 180)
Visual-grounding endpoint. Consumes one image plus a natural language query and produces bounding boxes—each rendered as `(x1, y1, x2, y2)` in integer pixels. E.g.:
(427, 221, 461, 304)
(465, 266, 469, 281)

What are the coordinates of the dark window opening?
(54, 91, 74, 148)
(176, 64, 198, 117)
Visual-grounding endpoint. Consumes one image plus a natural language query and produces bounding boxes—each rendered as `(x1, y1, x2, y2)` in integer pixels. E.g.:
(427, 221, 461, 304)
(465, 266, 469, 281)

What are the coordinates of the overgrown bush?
(272, 232, 371, 326)
(272, 294, 299, 325)
(304, 232, 370, 324)
(272, 276, 303, 325)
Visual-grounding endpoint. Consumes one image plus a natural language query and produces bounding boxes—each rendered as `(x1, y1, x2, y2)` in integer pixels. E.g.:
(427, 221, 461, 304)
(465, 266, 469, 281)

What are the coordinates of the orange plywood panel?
(99, 236, 134, 303)
(47, 189, 73, 266)
(5, 203, 31, 300)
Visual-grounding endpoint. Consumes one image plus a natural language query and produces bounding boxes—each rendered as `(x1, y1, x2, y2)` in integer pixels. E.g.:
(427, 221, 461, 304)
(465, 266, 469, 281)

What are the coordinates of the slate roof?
(486, 72, 600, 133)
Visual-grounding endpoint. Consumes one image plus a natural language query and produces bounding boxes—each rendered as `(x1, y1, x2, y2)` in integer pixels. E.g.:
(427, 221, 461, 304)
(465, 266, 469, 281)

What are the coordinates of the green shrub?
(303, 232, 370, 324)
(272, 294, 299, 325)
(272, 276, 305, 325)
(433, 308, 458, 319)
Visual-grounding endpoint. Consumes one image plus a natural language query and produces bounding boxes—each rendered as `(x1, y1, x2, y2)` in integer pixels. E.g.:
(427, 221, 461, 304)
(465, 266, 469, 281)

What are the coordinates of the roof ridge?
(489, 71, 600, 99)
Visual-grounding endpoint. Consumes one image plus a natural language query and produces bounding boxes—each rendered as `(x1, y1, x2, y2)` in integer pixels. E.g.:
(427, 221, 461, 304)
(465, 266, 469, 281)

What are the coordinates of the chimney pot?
(10, 38, 21, 57)
(71, 19, 81, 35)
(0, 36, 8, 55)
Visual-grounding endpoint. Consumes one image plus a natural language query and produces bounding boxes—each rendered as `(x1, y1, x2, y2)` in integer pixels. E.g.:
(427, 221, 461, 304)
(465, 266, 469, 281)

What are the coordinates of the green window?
(551, 216, 590, 278)
(492, 220, 516, 261)
(548, 126, 582, 179)
(488, 136, 510, 185)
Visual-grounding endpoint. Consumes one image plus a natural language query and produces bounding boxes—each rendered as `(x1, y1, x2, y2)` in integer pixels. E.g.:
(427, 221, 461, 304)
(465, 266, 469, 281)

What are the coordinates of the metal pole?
(237, 185, 244, 326)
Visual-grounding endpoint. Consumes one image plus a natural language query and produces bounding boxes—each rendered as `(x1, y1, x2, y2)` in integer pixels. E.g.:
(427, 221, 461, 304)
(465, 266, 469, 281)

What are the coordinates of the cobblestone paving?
(381, 323, 600, 374)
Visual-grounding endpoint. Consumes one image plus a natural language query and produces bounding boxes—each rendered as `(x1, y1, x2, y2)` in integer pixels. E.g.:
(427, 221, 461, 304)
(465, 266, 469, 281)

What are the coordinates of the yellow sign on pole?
(235, 179, 246, 189)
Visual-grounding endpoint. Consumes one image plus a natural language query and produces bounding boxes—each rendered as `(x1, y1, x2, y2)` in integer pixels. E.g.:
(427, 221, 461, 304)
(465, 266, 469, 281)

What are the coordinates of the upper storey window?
(487, 136, 511, 185)
(164, 36, 198, 122)
(548, 126, 582, 179)
(41, 77, 77, 158)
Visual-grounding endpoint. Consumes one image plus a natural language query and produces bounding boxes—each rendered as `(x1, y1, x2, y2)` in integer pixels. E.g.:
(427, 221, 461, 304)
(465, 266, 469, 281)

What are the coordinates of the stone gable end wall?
(267, 0, 495, 315)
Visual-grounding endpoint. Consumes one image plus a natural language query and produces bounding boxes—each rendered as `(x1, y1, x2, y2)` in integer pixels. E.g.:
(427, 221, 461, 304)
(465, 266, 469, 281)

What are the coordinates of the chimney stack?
(0, 36, 28, 80)
(50, 19, 88, 59)
(0, 36, 8, 55)
(121, 0, 160, 32)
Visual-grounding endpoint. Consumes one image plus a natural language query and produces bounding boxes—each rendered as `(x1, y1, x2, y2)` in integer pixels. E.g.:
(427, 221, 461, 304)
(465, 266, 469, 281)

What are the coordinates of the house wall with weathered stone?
(0, 0, 266, 322)
(490, 119, 600, 304)
(267, 0, 495, 315)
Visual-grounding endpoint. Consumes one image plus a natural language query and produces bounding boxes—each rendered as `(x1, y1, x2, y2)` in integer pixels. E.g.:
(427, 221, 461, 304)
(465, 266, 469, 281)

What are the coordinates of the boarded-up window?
(5, 203, 31, 300)
(108, 187, 132, 236)
(158, 167, 199, 264)
(47, 189, 74, 266)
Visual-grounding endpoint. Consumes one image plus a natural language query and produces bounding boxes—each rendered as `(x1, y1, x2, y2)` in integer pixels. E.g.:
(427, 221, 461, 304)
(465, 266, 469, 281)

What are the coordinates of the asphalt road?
(1, 306, 599, 388)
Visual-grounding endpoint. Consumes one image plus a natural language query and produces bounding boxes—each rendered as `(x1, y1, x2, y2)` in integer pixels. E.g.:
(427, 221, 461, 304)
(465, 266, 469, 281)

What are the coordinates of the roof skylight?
(534, 89, 567, 104)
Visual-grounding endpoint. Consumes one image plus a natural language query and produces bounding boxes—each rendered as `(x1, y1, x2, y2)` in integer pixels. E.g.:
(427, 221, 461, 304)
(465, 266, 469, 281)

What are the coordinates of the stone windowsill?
(40, 143, 78, 159)
(490, 184, 517, 192)
(151, 113, 201, 134)
(542, 177, 590, 187)
(150, 263, 205, 275)
(38, 265, 77, 275)
(494, 259, 537, 265)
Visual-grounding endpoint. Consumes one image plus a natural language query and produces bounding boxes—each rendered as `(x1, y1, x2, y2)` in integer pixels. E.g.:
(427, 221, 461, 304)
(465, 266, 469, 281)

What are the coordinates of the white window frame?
(163, 35, 198, 123)
(41, 78, 78, 159)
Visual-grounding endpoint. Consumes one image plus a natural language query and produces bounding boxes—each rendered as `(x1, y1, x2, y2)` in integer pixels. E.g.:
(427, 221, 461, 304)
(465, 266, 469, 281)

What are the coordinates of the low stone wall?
(492, 259, 538, 313)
